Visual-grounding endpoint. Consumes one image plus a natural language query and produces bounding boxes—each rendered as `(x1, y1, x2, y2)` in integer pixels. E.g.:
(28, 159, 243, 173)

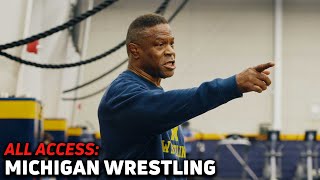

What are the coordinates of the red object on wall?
(77, 103, 82, 110)
(26, 40, 39, 54)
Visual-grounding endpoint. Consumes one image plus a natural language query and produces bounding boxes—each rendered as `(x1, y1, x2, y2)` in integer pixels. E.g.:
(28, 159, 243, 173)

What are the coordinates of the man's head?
(126, 14, 176, 79)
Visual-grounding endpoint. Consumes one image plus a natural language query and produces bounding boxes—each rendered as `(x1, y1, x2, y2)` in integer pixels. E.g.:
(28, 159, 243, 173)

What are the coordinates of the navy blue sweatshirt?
(98, 70, 242, 179)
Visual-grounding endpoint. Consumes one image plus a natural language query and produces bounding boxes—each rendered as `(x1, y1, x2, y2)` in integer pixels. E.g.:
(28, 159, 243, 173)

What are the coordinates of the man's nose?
(165, 45, 175, 57)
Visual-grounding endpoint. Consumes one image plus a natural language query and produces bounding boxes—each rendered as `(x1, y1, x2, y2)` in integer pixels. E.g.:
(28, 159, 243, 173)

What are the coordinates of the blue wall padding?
(45, 130, 66, 142)
(188, 140, 320, 180)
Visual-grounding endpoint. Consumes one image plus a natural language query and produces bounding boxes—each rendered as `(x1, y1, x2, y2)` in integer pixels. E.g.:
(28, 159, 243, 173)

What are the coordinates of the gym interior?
(1, 0, 320, 179)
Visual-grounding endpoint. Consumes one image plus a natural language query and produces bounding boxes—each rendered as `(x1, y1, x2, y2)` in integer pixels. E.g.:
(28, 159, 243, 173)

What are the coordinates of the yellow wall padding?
(0, 100, 41, 119)
(67, 127, 83, 136)
(95, 132, 101, 139)
(194, 133, 320, 141)
(44, 119, 66, 131)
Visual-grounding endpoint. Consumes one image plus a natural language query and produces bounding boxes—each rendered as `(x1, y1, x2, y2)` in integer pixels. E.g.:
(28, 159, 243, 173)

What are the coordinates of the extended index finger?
(253, 62, 275, 72)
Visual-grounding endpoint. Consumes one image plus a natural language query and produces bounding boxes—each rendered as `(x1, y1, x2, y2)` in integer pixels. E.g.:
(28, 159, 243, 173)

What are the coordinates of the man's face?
(137, 23, 176, 78)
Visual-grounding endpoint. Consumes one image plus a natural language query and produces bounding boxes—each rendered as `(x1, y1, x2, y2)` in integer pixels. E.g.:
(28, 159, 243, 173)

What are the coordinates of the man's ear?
(128, 43, 140, 59)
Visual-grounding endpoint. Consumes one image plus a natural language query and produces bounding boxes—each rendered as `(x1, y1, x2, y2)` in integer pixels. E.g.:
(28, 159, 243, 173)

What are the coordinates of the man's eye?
(158, 43, 164, 47)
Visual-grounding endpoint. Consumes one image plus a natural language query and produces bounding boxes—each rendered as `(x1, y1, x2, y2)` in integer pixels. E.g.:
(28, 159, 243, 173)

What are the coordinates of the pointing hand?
(236, 62, 275, 93)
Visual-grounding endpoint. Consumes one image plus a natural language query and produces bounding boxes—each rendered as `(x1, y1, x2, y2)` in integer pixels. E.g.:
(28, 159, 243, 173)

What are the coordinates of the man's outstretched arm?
(102, 62, 274, 135)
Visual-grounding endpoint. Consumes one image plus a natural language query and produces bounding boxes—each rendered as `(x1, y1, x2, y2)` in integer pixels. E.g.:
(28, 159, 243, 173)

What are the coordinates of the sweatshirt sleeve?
(100, 75, 242, 135)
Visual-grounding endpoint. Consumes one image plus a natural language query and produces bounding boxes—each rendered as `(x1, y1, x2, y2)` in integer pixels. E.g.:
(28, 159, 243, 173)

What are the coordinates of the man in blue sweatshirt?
(98, 14, 274, 178)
